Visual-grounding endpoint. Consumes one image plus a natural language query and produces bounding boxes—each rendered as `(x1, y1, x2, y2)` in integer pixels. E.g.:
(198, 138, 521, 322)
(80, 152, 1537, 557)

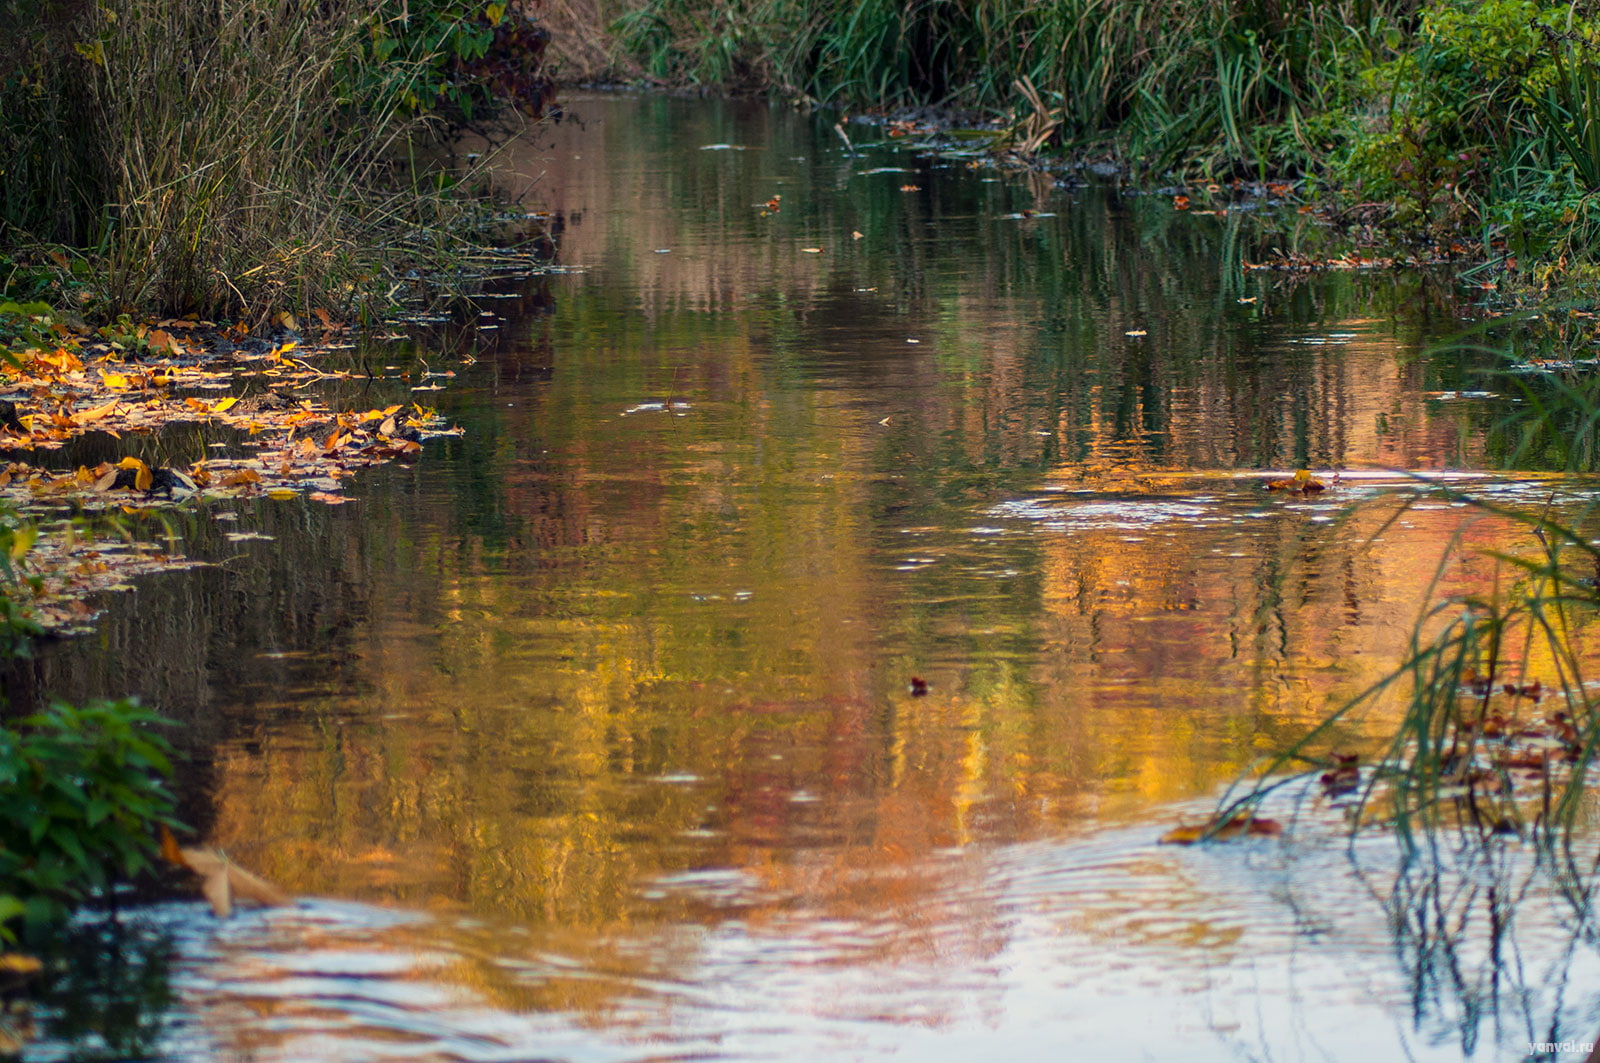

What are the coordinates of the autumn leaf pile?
(0, 318, 460, 632)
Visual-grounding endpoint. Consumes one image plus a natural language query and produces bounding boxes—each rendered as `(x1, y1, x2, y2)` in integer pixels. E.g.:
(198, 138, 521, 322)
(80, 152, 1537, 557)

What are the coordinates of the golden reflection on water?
(62, 96, 1600, 1057)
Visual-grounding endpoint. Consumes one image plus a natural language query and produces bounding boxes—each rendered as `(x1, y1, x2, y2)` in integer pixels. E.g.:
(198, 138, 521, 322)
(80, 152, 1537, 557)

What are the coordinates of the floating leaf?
(160, 826, 291, 918)
(72, 399, 119, 425)
(115, 456, 152, 491)
(1266, 469, 1327, 493)
(1160, 814, 1282, 845)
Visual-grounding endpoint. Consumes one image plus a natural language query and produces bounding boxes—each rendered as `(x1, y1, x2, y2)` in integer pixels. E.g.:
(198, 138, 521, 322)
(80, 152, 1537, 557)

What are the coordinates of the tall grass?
(1211, 342, 1600, 852)
(0, 0, 545, 320)
(608, 0, 1416, 173)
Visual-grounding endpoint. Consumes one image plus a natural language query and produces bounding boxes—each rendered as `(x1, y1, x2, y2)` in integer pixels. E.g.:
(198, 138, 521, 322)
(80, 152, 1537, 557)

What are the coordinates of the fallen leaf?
(160, 827, 292, 918)
(116, 456, 153, 491)
(1266, 469, 1327, 492)
(72, 399, 120, 425)
(1160, 814, 1282, 845)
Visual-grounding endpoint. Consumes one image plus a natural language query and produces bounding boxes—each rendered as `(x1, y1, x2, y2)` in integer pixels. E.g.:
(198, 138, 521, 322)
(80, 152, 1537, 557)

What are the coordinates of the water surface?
(15, 94, 1600, 1062)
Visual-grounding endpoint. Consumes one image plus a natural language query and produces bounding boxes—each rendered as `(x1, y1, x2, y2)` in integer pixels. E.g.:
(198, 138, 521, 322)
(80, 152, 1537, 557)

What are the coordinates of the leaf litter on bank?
(0, 320, 464, 633)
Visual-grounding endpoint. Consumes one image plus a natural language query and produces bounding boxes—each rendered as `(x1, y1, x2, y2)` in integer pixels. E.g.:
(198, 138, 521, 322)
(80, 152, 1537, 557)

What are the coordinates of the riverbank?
(575, 0, 1600, 290)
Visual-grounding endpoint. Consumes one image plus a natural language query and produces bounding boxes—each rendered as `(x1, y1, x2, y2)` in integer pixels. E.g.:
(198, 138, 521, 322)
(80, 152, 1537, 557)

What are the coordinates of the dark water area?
(10, 94, 1600, 1061)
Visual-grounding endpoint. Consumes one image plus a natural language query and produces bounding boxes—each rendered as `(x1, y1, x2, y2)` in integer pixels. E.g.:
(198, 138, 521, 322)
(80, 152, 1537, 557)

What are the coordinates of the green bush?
(0, 699, 179, 940)
(1336, 1, 1600, 247)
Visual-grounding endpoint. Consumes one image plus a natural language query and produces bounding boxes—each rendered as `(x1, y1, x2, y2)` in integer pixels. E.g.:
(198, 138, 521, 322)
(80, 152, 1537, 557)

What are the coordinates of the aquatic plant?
(1212, 339, 1600, 851)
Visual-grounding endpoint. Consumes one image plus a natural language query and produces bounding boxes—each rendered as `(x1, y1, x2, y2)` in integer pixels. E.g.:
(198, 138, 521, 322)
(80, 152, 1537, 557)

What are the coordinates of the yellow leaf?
(485, 1, 505, 24)
(74, 39, 105, 67)
(8, 525, 37, 562)
(100, 372, 132, 390)
(115, 456, 152, 491)
(72, 398, 119, 424)
(266, 487, 298, 500)
(211, 397, 238, 414)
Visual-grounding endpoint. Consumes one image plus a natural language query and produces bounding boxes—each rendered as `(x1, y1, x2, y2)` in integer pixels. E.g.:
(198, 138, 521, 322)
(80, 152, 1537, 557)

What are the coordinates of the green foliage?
(608, 0, 1416, 175)
(1334, 1, 1600, 251)
(353, 0, 555, 125)
(0, 699, 179, 939)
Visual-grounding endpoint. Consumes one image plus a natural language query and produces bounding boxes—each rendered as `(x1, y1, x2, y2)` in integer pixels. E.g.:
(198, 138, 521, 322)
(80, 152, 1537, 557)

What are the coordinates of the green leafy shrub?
(353, 0, 557, 125)
(0, 699, 179, 939)
(1337, 0, 1600, 246)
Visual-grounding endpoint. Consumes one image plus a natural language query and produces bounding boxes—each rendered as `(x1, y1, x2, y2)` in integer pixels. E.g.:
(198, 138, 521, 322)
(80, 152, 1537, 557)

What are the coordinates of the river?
(11, 92, 1600, 1062)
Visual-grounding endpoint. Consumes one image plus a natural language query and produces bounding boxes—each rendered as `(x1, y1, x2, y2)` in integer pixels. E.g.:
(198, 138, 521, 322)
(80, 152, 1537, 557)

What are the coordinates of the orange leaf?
(1160, 814, 1282, 845)
(72, 399, 119, 425)
(159, 825, 188, 868)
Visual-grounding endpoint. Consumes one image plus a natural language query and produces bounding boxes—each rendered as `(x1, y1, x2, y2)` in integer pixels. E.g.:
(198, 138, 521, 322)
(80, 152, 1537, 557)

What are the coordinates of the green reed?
(1212, 334, 1600, 851)
(607, 0, 1412, 174)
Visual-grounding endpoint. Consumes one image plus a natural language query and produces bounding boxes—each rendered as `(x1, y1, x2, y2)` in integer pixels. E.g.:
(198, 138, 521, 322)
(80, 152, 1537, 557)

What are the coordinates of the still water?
(16, 94, 1600, 1061)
